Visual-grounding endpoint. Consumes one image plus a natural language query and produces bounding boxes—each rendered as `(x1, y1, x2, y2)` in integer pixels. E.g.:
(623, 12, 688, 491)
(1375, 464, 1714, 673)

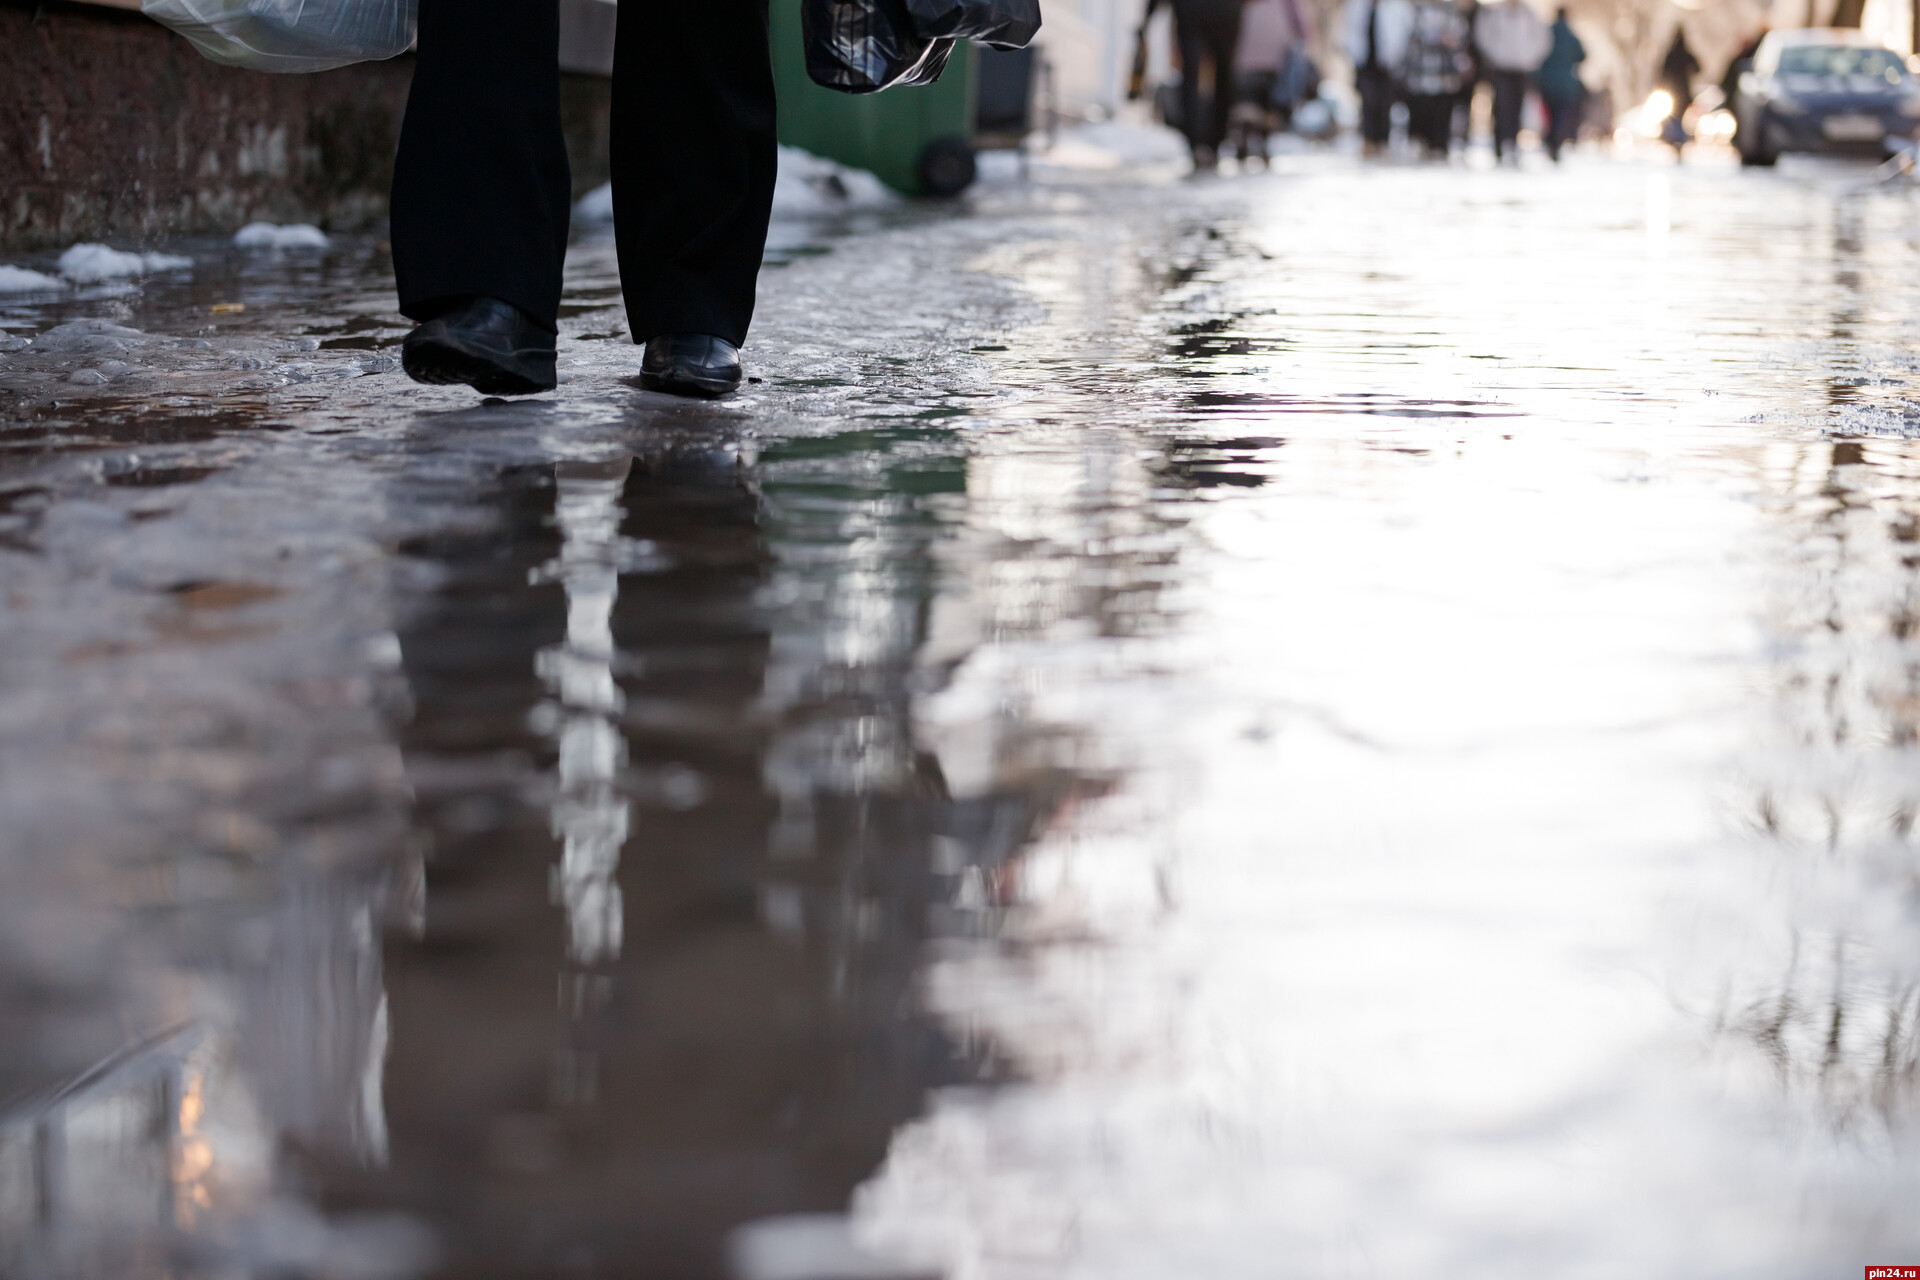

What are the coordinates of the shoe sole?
(639, 368, 740, 399)
(403, 337, 555, 396)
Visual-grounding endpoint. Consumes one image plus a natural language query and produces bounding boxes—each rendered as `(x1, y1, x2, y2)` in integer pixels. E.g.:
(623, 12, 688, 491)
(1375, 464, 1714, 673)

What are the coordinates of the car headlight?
(1898, 94, 1920, 117)
(1770, 93, 1806, 116)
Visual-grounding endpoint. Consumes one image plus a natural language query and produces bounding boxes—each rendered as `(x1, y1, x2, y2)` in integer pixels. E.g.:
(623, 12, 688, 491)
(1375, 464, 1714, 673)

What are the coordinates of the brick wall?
(0, 0, 612, 252)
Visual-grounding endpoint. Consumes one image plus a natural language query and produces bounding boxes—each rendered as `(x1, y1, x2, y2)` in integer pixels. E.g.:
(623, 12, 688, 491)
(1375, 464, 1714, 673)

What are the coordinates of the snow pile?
(770, 145, 896, 215)
(572, 146, 896, 224)
(0, 265, 65, 293)
(57, 244, 194, 283)
(573, 184, 615, 222)
(233, 222, 331, 249)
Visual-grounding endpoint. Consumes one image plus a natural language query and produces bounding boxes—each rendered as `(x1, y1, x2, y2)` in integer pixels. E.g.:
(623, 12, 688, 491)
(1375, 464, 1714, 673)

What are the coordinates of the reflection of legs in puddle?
(390, 0, 774, 398)
(370, 445, 973, 1272)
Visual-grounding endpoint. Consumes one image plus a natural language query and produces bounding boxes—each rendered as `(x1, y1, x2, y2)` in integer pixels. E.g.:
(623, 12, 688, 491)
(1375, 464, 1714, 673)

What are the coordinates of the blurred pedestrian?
(1536, 7, 1585, 161)
(1455, 0, 1483, 146)
(1343, 0, 1413, 155)
(1147, 0, 1248, 169)
(1474, 0, 1550, 162)
(1231, 0, 1310, 163)
(1401, 0, 1472, 157)
(1656, 27, 1699, 153)
(1660, 27, 1700, 107)
(391, 0, 772, 398)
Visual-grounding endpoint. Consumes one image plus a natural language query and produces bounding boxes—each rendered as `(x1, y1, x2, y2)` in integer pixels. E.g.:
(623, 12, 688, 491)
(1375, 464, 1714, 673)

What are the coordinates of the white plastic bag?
(142, 0, 416, 73)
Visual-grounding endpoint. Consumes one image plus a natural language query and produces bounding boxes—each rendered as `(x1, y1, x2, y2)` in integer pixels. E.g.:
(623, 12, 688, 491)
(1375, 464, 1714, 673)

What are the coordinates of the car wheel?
(1740, 146, 1778, 167)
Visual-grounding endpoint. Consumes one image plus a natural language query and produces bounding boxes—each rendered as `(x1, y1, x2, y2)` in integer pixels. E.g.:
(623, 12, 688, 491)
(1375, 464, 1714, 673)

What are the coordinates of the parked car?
(1732, 29, 1920, 166)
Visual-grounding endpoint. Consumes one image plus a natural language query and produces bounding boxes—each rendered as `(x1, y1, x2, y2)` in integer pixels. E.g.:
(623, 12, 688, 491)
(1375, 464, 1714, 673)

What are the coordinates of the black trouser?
(1489, 69, 1528, 157)
(1173, 0, 1242, 156)
(1357, 65, 1396, 146)
(1543, 89, 1581, 160)
(391, 0, 778, 347)
(1406, 93, 1453, 154)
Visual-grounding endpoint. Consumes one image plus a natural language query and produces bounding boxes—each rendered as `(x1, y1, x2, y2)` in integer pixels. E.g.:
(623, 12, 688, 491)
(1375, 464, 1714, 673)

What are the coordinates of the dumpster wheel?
(917, 136, 977, 198)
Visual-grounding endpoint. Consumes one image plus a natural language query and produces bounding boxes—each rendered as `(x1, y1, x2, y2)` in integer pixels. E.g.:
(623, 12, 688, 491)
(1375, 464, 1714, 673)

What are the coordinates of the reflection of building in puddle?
(829, 431, 1213, 1276)
(539, 462, 634, 961)
(1714, 438, 1920, 1129)
(0, 994, 421, 1279)
(1, 1025, 205, 1262)
(0, 862, 411, 1275)
(536, 457, 637, 1102)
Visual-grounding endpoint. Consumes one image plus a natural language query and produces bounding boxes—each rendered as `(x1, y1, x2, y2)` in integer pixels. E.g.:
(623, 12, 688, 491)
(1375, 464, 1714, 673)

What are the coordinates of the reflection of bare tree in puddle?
(1724, 437, 1920, 1130)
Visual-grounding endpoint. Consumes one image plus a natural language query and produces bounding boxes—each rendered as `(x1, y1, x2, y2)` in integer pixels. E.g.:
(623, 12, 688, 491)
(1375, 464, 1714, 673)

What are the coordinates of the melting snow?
(57, 243, 194, 283)
(0, 265, 65, 293)
(234, 222, 332, 249)
(572, 146, 896, 225)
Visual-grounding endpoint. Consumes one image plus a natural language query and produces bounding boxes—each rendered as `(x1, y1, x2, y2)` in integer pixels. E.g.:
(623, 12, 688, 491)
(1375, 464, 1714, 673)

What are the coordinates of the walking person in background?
(1455, 0, 1484, 148)
(1344, 0, 1413, 156)
(1657, 27, 1700, 153)
(1146, 0, 1249, 170)
(1536, 7, 1585, 161)
(1660, 27, 1700, 107)
(1401, 0, 1472, 158)
(1474, 0, 1549, 163)
(1231, 0, 1307, 163)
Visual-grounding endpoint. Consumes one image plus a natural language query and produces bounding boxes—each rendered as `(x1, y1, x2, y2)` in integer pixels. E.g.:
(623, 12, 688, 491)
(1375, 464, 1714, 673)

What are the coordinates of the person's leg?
(1203, 11, 1242, 155)
(612, 0, 778, 347)
(1492, 72, 1522, 157)
(1177, 21, 1211, 159)
(1555, 92, 1582, 157)
(1360, 69, 1392, 147)
(1426, 96, 1454, 153)
(1407, 96, 1428, 152)
(391, 0, 571, 330)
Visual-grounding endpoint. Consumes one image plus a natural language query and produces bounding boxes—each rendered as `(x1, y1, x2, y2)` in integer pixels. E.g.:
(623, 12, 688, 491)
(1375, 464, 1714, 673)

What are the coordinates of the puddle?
(4, 153, 1920, 1278)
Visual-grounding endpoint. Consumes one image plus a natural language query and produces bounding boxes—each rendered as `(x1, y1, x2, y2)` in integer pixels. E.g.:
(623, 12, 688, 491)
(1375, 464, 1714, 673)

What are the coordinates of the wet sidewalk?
(5, 149, 1920, 1279)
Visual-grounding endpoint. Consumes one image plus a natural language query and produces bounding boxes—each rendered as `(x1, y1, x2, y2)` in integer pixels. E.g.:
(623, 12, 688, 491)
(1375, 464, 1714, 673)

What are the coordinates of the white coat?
(1341, 0, 1414, 74)
(1474, 0, 1550, 73)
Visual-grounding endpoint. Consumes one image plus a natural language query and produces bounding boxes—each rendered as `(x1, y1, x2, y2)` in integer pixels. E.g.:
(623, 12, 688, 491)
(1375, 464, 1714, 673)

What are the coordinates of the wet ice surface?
(6, 148, 1920, 1278)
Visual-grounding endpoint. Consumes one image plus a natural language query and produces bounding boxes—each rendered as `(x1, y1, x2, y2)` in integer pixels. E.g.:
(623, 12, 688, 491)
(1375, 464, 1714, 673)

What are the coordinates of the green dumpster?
(769, 0, 980, 197)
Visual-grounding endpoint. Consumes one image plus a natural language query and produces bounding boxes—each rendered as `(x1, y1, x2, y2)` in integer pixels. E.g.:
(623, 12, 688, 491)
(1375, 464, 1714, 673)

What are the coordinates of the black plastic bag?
(803, 0, 1040, 94)
(902, 0, 1041, 48)
(803, 0, 954, 93)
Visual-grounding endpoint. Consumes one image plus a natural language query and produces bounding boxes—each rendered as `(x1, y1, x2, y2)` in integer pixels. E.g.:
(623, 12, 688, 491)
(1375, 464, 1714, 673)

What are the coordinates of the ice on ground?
(58, 243, 194, 283)
(233, 222, 331, 249)
(572, 145, 896, 225)
(33, 319, 149, 354)
(728, 1215, 926, 1280)
(1038, 119, 1189, 170)
(0, 265, 66, 293)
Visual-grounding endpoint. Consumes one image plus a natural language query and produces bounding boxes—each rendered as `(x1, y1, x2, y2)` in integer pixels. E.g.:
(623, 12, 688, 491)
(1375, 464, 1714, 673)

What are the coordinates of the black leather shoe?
(640, 334, 742, 398)
(402, 296, 557, 395)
